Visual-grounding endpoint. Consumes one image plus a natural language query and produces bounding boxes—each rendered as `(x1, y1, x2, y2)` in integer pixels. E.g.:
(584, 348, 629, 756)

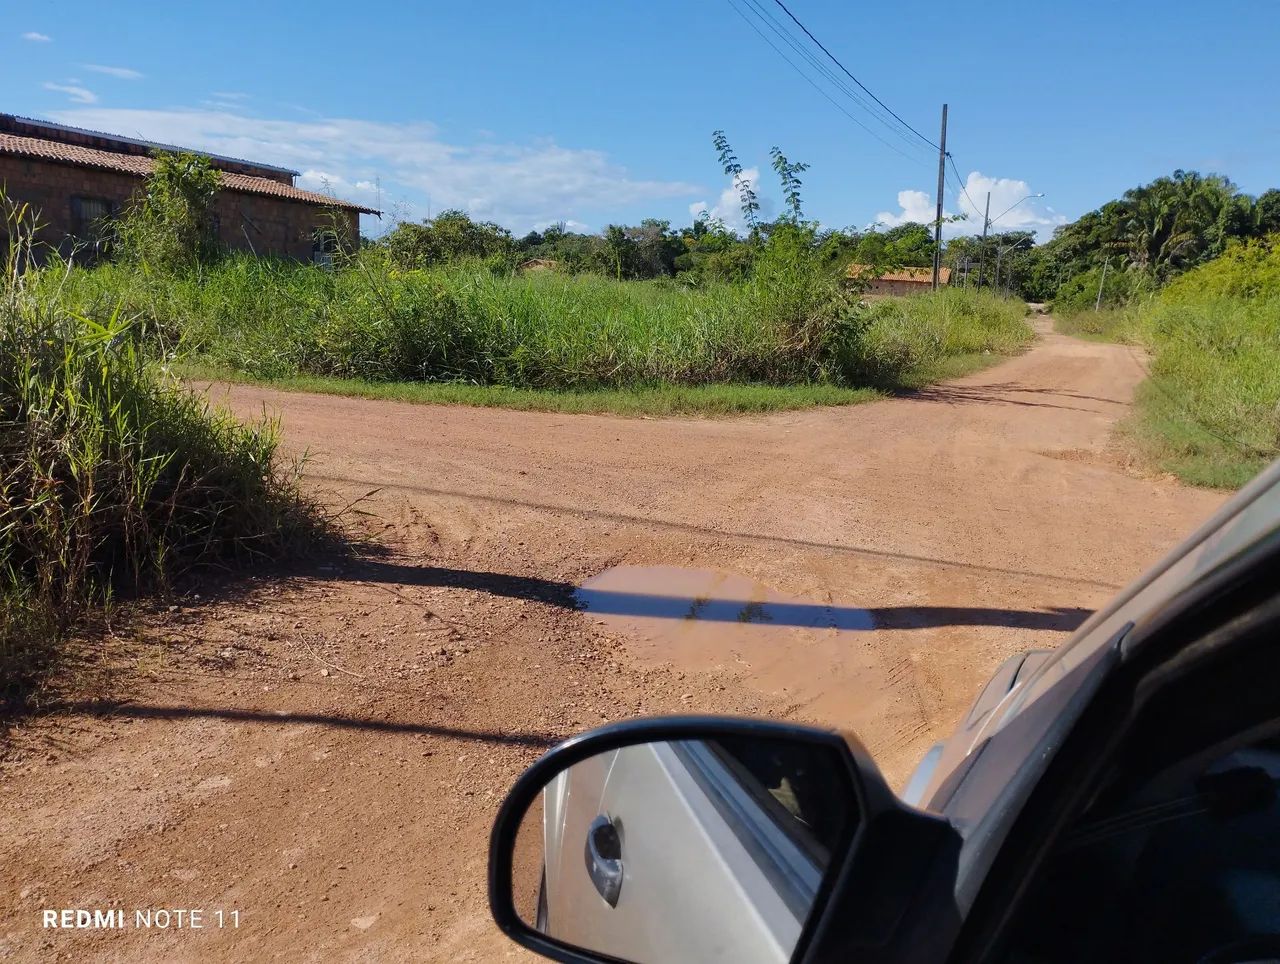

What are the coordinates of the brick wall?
(867, 278, 935, 297)
(0, 155, 359, 261)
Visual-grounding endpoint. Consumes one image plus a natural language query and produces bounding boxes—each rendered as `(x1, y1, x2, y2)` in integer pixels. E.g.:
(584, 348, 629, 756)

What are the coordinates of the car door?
(541, 740, 822, 963)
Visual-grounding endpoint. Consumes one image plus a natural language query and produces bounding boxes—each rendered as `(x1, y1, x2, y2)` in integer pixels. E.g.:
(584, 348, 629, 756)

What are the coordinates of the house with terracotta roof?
(846, 263, 951, 296)
(0, 113, 379, 262)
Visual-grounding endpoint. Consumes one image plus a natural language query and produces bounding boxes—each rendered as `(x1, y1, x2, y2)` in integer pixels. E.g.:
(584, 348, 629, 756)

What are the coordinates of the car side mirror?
(488, 716, 953, 964)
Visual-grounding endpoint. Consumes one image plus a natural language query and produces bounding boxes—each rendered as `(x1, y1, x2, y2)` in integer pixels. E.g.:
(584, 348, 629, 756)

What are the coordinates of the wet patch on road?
(576, 566, 882, 716)
(576, 565, 874, 631)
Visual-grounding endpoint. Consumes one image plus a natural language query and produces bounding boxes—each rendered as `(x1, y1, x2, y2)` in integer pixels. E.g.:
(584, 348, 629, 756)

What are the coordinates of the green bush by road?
(1057, 238, 1280, 488)
(1, 202, 322, 701)
(52, 252, 1032, 396)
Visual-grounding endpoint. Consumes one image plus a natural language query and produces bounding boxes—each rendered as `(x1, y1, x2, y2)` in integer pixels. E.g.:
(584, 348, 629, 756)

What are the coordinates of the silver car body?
(541, 740, 821, 963)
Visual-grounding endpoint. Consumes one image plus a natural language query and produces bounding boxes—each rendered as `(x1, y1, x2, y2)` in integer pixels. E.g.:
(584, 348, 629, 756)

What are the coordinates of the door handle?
(584, 814, 623, 907)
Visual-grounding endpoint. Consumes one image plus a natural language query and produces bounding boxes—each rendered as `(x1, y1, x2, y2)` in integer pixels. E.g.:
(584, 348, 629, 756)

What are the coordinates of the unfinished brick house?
(0, 113, 378, 261)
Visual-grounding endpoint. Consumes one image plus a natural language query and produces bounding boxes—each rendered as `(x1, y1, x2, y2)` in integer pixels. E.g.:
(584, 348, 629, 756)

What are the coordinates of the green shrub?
(1052, 265, 1155, 315)
(1159, 236, 1280, 301)
(832, 288, 1033, 385)
(1058, 238, 1280, 487)
(1, 198, 322, 700)
(1054, 306, 1142, 343)
(1133, 291, 1280, 486)
(115, 151, 221, 272)
(55, 249, 1034, 393)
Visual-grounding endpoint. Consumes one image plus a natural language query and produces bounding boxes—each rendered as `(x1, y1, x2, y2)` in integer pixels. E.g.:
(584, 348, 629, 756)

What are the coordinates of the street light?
(988, 192, 1045, 230)
(977, 193, 1045, 288)
(995, 236, 1033, 292)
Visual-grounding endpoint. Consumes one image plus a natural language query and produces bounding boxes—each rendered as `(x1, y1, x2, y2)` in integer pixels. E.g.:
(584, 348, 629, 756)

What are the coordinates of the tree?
(382, 209, 514, 268)
(1043, 170, 1266, 287)
(602, 224, 634, 280)
(769, 147, 809, 222)
(712, 130, 760, 230)
(849, 222, 936, 273)
(117, 151, 221, 271)
(1254, 189, 1280, 237)
(676, 214, 753, 283)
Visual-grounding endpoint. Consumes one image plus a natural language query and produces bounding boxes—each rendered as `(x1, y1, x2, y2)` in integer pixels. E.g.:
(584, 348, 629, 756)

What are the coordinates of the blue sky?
(7, 0, 1278, 240)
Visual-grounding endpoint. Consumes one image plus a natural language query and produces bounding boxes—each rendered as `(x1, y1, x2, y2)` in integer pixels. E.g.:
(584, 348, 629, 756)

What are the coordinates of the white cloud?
(689, 167, 775, 233)
(22, 31, 51, 42)
(872, 189, 950, 231)
(873, 171, 1065, 241)
(531, 218, 592, 234)
(83, 64, 144, 80)
(211, 91, 249, 101)
(43, 82, 97, 105)
(949, 171, 1066, 240)
(49, 107, 701, 233)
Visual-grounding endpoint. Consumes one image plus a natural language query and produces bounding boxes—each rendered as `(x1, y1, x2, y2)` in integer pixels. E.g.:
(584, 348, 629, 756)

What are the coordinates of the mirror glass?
(509, 736, 858, 964)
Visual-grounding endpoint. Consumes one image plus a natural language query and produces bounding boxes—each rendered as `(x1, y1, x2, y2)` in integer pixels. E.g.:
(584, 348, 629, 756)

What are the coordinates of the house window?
(312, 228, 340, 267)
(71, 196, 115, 252)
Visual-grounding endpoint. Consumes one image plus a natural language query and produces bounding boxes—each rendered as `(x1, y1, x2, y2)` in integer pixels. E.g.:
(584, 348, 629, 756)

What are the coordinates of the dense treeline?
(372, 169, 1278, 310)
(376, 208, 941, 286)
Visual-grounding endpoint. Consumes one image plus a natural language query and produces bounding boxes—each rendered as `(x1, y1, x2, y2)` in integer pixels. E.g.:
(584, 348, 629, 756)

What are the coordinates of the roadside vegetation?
(6, 126, 1274, 702)
(0, 194, 322, 703)
(45, 134, 1032, 407)
(1055, 239, 1280, 488)
(55, 254, 1030, 396)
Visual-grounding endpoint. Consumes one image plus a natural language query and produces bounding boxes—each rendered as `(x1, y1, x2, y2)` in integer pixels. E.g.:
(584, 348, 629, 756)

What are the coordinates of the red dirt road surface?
(0, 321, 1226, 961)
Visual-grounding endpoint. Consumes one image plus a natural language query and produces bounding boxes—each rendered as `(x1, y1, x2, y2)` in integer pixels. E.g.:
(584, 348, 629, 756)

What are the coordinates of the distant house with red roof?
(846, 263, 951, 296)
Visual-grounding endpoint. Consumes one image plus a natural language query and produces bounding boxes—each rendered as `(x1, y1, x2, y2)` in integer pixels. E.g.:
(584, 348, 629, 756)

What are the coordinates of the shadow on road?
(44, 701, 559, 747)
(909, 382, 1124, 413)
(327, 560, 1093, 633)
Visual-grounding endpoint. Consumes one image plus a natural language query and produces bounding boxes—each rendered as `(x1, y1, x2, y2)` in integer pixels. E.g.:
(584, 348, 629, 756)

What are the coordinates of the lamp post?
(995, 236, 1033, 293)
(978, 193, 1044, 288)
(989, 192, 1045, 229)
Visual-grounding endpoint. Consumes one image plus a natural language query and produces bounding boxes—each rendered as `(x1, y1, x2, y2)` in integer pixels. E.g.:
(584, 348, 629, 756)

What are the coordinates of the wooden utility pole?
(976, 191, 991, 288)
(931, 103, 948, 291)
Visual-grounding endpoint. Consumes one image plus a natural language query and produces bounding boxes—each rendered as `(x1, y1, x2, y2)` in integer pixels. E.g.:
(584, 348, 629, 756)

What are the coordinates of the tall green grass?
(1056, 238, 1280, 487)
(833, 287, 1034, 387)
(53, 253, 1033, 394)
(1053, 306, 1141, 344)
(2, 200, 323, 701)
(1136, 293, 1279, 487)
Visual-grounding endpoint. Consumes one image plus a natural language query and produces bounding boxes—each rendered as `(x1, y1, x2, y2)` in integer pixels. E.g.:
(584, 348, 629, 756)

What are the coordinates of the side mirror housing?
(488, 716, 959, 964)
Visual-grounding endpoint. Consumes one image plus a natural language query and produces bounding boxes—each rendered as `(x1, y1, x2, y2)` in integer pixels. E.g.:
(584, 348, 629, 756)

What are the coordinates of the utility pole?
(976, 191, 991, 288)
(931, 103, 948, 291)
(1095, 257, 1110, 311)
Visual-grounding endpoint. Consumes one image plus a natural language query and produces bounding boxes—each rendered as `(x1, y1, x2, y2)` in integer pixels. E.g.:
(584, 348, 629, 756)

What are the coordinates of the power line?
(948, 154, 983, 221)
(722, 0, 923, 162)
(770, 0, 940, 152)
(738, 0, 930, 157)
(731, 0, 989, 226)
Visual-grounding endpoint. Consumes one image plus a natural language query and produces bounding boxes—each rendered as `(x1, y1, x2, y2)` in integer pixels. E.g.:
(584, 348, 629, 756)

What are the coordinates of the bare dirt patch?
(0, 320, 1226, 961)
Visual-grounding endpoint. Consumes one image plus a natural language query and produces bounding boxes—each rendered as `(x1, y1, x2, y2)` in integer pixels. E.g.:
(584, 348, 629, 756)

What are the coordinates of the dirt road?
(0, 320, 1226, 961)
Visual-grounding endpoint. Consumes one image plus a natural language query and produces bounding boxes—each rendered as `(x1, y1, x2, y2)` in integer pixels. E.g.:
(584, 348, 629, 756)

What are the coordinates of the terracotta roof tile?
(0, 132, 379, 214)
(847, 263, 951, 284)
